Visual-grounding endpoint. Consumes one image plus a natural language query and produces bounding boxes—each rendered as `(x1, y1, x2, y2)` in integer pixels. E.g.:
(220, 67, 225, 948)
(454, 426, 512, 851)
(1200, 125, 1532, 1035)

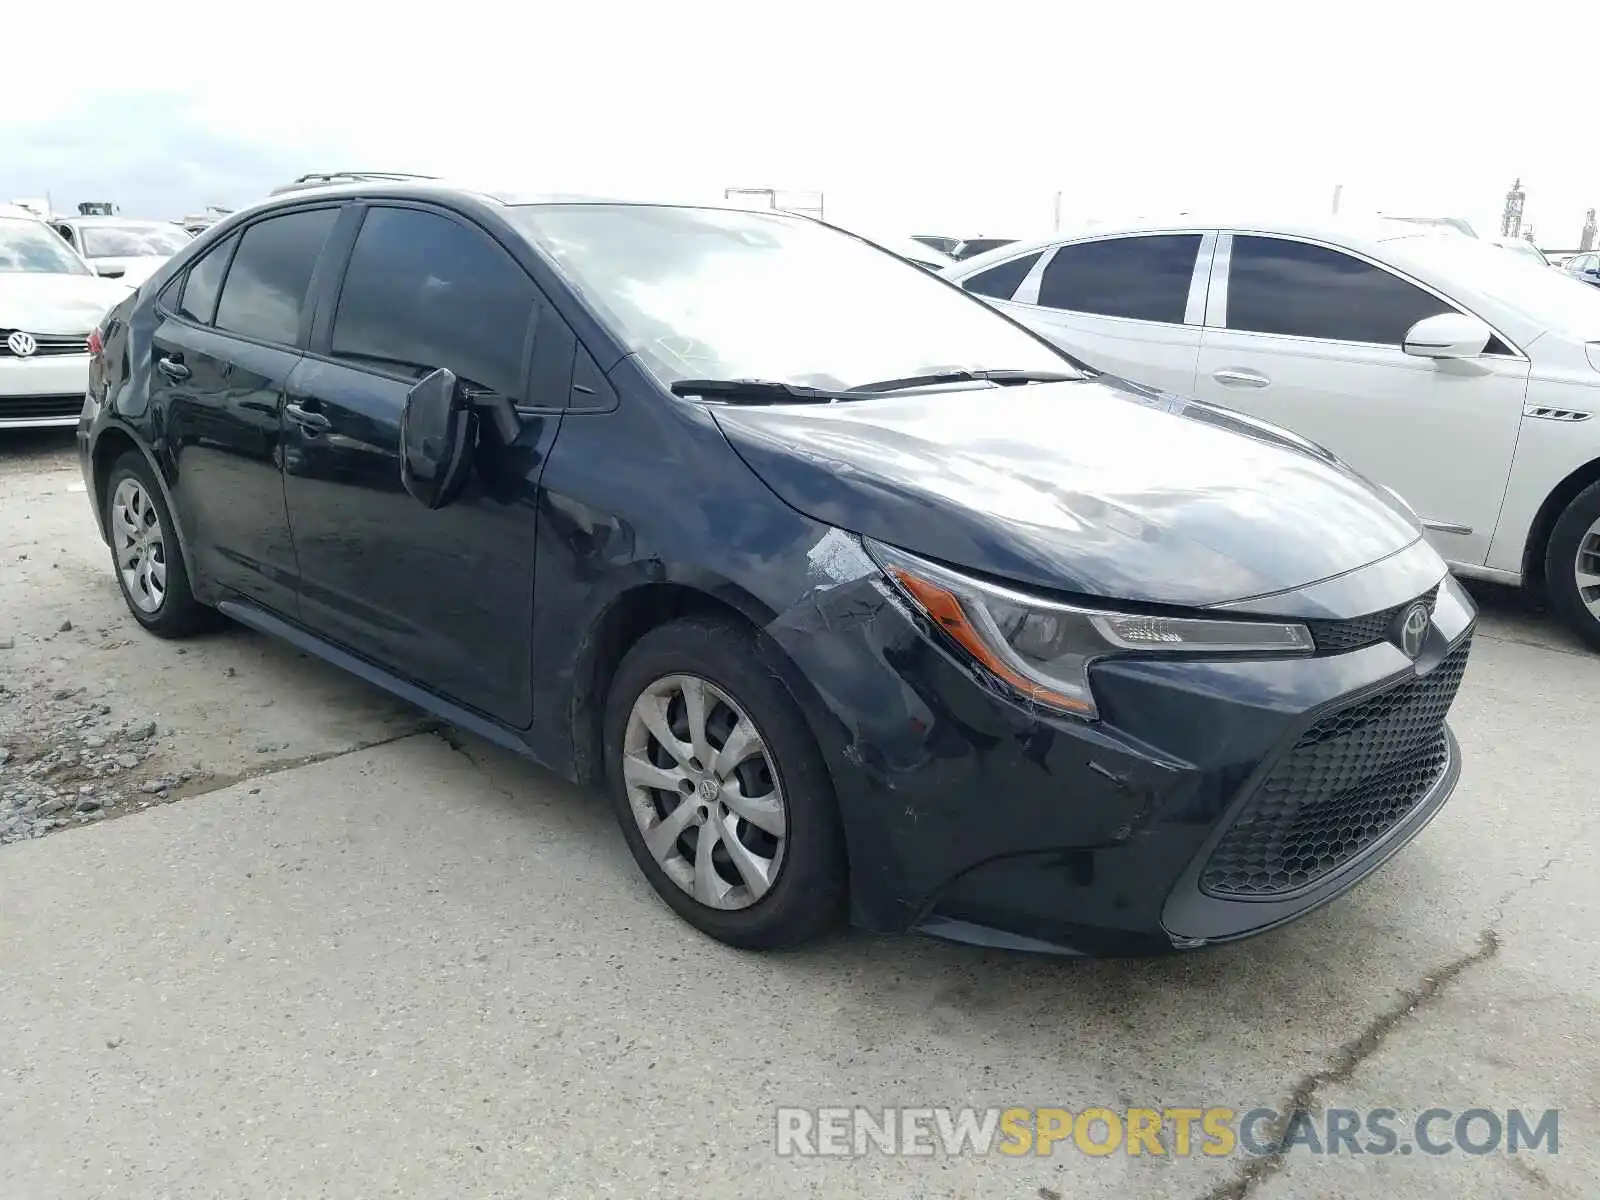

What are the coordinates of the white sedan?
(50, 217, 193, 286)
(2, 208, 133, 429)
(943, 217, 1600, 648)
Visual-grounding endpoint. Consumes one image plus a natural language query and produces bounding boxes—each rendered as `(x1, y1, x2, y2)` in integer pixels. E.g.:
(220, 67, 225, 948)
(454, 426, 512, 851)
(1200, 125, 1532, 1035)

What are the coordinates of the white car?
(943, 218, 1600, 647)
(1, 207, 133, 429)
(50, 217, 193, 286)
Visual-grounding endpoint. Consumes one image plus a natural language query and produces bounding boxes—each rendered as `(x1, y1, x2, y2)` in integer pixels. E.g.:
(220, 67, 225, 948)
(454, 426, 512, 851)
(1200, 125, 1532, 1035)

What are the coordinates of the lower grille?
(1200, 637, 1470, 898)
(0, 394, 84, 421)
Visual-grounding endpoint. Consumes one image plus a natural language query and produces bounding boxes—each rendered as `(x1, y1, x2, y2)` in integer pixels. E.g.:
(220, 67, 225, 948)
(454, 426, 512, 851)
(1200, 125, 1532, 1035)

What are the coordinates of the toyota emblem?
(5, 331, 37, 358)
(1395, 602, 1430, 659)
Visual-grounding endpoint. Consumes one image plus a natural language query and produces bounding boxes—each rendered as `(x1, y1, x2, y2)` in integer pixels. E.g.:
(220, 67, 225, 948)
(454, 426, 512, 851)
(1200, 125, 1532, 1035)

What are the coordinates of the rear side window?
(213, 209, 338, 346)
(1225, 236, 1454, 345)
(175, 233, 237, 325)
(1037, 235, 1202, 323)
(330, 206, 537, 397)
(963, 252, 1043, 300)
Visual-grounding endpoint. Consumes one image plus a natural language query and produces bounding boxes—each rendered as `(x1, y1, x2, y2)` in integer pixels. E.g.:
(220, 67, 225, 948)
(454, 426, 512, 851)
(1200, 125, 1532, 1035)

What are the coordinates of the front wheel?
(603, 617, 847, 949)
(1545, 480, 1600, 652)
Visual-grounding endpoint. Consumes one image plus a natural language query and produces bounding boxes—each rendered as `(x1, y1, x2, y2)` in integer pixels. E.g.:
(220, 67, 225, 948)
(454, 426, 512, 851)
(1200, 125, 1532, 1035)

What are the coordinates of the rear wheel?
(1545, 480, 1600, 652)
(104, 453, 216, 638)
(603, 616, 847, 949)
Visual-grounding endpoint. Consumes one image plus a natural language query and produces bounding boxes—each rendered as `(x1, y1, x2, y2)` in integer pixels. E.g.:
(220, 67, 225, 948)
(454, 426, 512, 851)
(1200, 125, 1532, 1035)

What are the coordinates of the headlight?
(866, 539, 1313, 720)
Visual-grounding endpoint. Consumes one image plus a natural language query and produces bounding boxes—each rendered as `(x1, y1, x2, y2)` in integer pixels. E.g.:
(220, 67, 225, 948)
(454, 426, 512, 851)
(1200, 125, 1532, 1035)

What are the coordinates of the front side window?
(1035, 235, 1202, 324)
(963, 251, 1043, 300)
(0, 217, 91, 275)
(1226, 236, 1453, 344)
(213, 209, 338, 346)
(330, 207, 537, 396)
(505, 204, 1071, 390)
(175, 234, 237, 324)
(81, 224, 194, 258)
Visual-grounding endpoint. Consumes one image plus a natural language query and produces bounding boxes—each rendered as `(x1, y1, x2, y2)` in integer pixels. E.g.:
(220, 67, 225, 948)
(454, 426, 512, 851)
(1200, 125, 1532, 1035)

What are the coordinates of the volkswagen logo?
(5, 331, 37, 358)
(1394, 602, 1430, 659)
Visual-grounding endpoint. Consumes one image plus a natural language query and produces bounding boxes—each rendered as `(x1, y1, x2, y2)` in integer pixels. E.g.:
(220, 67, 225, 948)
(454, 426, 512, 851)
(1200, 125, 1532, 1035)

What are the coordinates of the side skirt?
(216, 598, 539, 762)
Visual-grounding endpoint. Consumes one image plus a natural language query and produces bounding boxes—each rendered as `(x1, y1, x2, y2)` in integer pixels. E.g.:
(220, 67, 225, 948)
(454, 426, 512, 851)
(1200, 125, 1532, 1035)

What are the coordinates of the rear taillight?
(86, 329, 104, 357)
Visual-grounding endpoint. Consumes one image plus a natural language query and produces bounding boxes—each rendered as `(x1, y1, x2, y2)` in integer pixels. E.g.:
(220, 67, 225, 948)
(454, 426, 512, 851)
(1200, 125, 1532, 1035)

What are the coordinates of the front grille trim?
(1198, 637, 1470, 900)
(1305, 584, 1440, 655)
(0, 328, 91, 358)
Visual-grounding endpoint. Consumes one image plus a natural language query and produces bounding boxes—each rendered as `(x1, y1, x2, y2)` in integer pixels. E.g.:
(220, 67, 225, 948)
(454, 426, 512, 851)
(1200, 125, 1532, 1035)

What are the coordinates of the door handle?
(156, 355, 190, 382)
(284, 402, 331, 432)
(1212, 368, 1270, 388)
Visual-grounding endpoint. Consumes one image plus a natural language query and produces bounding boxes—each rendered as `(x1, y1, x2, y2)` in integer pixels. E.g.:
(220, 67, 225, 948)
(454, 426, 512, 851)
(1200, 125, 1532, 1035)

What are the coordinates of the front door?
(1193, 233, 1529, 567)
(281, 203, 571, 728)
(148, 207, 340, 614)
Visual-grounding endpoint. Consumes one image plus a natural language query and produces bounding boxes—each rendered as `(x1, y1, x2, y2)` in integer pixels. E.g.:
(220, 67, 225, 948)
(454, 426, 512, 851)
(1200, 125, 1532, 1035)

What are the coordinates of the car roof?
(0, 204, 48, 221)
(944, 214, 1455, 275)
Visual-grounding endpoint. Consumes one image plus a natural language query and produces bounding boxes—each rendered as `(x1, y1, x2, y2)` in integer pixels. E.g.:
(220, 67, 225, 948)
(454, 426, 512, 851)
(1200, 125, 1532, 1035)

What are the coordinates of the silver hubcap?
(622, 674, 786, 910)
(111, 478, 167, 614)
(1577, 517, 1600, 622)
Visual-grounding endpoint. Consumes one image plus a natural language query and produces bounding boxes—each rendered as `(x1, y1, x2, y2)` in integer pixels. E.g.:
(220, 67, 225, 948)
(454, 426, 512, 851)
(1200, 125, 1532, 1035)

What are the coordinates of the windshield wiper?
(848, 367, 1081, 393)
(670, 367, 1082, 406)
(669, 378, 860, 404)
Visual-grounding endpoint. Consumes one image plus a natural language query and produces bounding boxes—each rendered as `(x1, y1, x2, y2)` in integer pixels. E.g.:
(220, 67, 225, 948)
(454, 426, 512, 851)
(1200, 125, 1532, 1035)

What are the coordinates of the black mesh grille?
(1199, 637, 1470, 898)
(0, 395, 84, 420)
(1305, 585, 1439, 654)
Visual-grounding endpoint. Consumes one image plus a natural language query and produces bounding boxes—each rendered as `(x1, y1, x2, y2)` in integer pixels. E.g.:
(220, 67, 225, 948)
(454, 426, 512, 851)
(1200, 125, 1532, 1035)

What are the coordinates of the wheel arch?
(566, 578, 842, 795)
(1521, 455, 1600, 590)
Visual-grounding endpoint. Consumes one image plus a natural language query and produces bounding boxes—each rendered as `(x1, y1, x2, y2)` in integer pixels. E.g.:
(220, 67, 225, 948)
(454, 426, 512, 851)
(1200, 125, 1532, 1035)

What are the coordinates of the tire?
(103, 452, 216, 638)
(603, 616, 847, 949)
(1544, 479, 1600, 652)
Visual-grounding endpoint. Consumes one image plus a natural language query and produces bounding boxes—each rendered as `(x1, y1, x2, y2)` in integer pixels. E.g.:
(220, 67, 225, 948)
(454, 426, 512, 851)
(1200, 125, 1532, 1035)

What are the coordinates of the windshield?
(505, 204, 1071, 390)
(0, 217, 91, 275)
(1496, 240, 1549, 266)
(80, 224, 192, 258)
(1387, 232, 1600, 333)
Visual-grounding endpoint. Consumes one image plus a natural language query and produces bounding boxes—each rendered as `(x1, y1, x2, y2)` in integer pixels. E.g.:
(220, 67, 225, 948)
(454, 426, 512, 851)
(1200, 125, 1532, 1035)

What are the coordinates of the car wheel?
(1545, 480, 1600, 652)
(104, 452, 215, 638)
(603, 616, 847, 949)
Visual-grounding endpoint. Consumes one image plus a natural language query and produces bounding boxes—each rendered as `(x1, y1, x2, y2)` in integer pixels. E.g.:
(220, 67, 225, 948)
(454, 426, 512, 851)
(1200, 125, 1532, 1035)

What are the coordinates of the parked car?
(1561, 251, 1600, 288)
(80, 185, 1474, 954)
(951, 236, 1018, 259)
(832, 225, 956, 270)
(52, 217, 195, 286)
(1381, 215, 1479, 237)
(910, 234, 962, 256)
(944, 218, 1600, 648)
(1, 205, 132, 429)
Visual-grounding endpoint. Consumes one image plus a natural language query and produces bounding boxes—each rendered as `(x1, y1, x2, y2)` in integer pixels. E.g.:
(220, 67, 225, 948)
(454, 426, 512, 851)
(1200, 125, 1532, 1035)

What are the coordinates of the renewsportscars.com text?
(775, 1106, 1559, 1158)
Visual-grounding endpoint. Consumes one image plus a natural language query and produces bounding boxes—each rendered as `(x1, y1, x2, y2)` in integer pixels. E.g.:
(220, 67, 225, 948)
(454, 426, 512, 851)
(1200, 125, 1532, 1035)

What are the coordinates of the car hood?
(0, 273, 133, 334)
(711, 374, 1422, 608)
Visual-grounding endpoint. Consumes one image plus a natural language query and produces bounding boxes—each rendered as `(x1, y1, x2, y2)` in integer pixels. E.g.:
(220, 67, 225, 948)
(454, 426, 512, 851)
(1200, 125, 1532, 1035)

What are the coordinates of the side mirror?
(94, 263, 125, 279)
(1402, 313, 1493, 360)
(400, 368, 476, 508)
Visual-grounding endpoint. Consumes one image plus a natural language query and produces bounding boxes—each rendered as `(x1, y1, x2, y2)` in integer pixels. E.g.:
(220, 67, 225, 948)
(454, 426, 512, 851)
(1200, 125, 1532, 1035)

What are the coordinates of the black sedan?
(78, 184, 1475, 954)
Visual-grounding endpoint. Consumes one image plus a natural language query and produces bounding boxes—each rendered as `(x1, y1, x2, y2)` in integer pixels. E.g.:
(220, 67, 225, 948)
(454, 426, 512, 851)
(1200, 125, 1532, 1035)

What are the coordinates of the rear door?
(1192, 233, 1529, 566)
(147, 204, 340, 613)
(281, 202, 572, 727)
(961, 233, 1212, 394)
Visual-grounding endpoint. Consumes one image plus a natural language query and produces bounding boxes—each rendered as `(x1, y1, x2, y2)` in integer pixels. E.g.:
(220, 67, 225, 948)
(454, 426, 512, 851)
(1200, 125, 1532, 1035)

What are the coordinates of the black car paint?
(80, 184, 1473, 954)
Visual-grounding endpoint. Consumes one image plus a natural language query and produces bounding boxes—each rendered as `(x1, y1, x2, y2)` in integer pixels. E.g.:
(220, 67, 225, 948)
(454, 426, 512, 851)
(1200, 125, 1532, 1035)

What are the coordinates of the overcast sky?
(3, 0, 1592, 245)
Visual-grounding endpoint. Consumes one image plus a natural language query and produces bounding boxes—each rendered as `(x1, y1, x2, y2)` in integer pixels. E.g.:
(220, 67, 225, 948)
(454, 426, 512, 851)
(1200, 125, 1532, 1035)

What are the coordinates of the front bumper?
(772, 567, 1476, 956)
(0, 354, 90, 429)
